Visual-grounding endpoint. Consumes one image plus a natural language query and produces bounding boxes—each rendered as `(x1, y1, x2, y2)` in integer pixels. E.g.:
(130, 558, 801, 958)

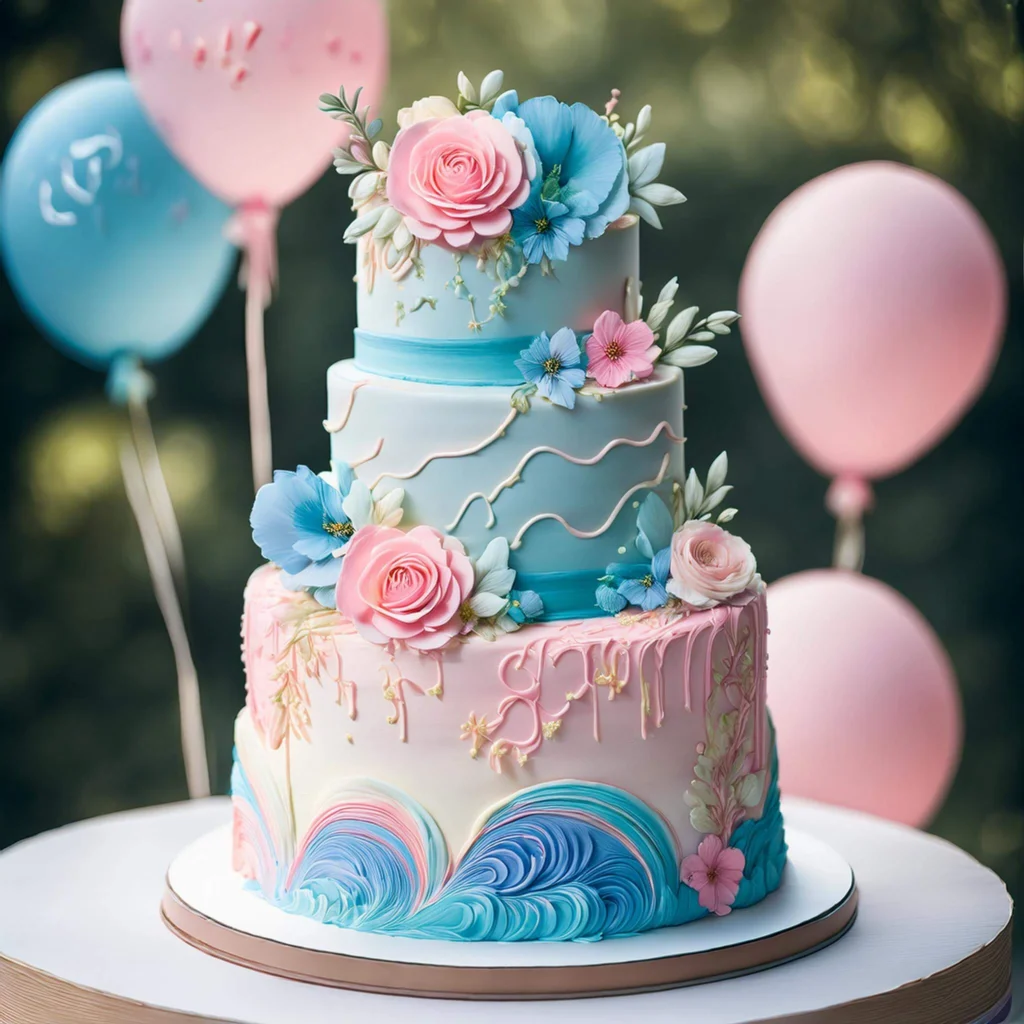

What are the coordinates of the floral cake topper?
(320, 70, 684, 293)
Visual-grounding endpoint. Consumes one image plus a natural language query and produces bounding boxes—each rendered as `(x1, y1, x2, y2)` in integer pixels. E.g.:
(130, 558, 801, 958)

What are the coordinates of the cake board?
(160, 824, 856, 1000)
(0, 797, 1013, 1024)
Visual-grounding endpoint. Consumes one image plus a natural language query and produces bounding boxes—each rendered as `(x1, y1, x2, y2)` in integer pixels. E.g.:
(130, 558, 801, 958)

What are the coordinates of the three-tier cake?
(230, 69, 787, 943)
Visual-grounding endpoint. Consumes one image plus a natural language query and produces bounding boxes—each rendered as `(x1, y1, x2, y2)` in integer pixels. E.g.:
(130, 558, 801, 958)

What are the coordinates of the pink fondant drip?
(475, 600, 763, 772)
(242, 20, 262, 51)
(367, 407, 519, 492)
(337, 671, 357, 720)
(240, 568, 769, 791)
(323, 379, 368, 433)
(432, 653, 445, 698)
(242, 565, 357, 747)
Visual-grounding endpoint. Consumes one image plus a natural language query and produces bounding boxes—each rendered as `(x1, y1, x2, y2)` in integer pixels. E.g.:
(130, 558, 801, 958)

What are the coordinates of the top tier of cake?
(354, 221, 640, 385)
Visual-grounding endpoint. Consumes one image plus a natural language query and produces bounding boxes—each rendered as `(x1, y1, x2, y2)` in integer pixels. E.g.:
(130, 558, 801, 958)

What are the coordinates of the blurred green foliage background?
(1, 0, 1021, 917)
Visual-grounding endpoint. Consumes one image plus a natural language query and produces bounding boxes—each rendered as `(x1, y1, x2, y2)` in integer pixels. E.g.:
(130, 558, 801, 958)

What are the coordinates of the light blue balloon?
(0, 69, 237, 371)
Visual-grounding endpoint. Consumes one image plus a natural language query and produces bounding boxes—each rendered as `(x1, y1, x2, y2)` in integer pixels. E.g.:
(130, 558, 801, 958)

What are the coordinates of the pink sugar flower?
(585, 311, 661, 389)
(668, 520, 758, 610)
(336, 524, 475, 651)
(386, 109, 531, 250)
(681, 834, 746, 916)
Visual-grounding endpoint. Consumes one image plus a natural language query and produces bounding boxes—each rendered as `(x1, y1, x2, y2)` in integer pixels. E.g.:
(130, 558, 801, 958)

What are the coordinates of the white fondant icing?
(326, 360, 686, 576)
(446, 421, 684, 532)
(509, 451, 672, 549)
(357, 224, 640, 341)
(366, 408, 519, 492)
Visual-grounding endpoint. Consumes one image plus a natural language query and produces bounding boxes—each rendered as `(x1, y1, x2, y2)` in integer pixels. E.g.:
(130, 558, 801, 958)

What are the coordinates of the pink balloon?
(740, 162, 1006, 480)
(121, 0, 388, 208)
(767, 569, 962, 827)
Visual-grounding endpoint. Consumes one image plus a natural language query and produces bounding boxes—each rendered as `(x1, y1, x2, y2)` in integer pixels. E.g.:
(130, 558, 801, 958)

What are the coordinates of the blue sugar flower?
(492, 92, 630, 241)
(601, 548, 671, 613)
(511, 192, 586, 265)
(515, 327, 586, 409)
(635, 492, 674, 560)
(596, 582, 628, 615)
(596, 492, 676, 614)
(505, 589, 545, 625)
(250, 465, 355, 591)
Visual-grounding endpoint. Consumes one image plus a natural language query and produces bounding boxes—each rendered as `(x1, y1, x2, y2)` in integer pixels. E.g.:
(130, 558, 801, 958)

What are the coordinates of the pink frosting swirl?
(386, 109, 531, 249)
(667, 521, 758, 610)
(336, 525, 475, 651)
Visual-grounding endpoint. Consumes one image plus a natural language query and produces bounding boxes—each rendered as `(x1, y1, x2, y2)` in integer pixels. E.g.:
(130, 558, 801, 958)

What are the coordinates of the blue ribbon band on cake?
(354, 329, 534, 386)
(514, 569, 605, 621)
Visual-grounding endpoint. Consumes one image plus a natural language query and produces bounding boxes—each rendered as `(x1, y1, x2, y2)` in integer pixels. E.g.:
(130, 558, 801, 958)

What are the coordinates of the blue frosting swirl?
(279, 780, 447, 932)
(407, 781, 680, 941)
(730, 741, 788, 912)
(232, 744, 787, 942)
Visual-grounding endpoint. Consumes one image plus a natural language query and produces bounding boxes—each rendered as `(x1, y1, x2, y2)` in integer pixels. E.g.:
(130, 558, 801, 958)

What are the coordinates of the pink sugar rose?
(585, 311, 661, 389)
(336, 524, 475, 651)
(386, 109, 531, 249)
(681, 834, 746, 916)
(667, 520, 758, 610)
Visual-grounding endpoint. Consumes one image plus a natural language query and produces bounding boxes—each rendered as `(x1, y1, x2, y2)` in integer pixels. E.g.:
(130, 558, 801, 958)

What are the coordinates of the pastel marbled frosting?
(231, 566, 785, 942)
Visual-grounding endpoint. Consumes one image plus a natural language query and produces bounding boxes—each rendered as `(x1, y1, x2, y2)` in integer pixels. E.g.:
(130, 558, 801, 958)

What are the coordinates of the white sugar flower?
(341, 480, 405, 535)
(469, 537, 516, 618)
(397, 95, 459, 129)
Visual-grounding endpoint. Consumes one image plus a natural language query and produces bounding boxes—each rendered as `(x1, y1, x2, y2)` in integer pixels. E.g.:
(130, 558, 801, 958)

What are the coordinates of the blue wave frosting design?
(407, 782, 681, 941)
(233, 752, 787, 942)
(280, 779, 448, 932)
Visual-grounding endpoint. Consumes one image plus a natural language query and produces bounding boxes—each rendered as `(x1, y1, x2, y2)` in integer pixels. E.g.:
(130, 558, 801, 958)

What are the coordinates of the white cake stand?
(0, 797, 1013, 1024)
(161, 824, 855, 999)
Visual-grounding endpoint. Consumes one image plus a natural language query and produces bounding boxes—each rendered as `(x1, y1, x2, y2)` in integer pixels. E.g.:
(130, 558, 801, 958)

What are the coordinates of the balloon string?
(120, 425, 210, 800)
(127, 395, 187, 603)
(832, 516, 865, 573)
(826, 476, 873, 573)
(245, 268, 273, 492)
(228, 202, 279, 493)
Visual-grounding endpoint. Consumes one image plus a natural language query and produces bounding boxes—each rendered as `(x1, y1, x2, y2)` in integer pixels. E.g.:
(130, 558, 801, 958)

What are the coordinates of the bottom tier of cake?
(230, 565, 787, 942)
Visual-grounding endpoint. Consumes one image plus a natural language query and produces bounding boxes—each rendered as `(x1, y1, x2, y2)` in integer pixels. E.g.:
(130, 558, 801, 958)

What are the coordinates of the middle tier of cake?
(326, 359, 686, 620)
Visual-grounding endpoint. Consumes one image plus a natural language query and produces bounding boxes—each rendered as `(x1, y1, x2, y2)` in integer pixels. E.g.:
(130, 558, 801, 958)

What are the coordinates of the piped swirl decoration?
(231, 736, 786, 942)
(284, 779, 448, 931)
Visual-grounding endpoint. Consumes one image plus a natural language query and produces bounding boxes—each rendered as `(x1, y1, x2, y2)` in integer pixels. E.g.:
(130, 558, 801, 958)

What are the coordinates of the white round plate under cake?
(0, 798, 1013, 1024)
(161, 823, 856, 1000)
